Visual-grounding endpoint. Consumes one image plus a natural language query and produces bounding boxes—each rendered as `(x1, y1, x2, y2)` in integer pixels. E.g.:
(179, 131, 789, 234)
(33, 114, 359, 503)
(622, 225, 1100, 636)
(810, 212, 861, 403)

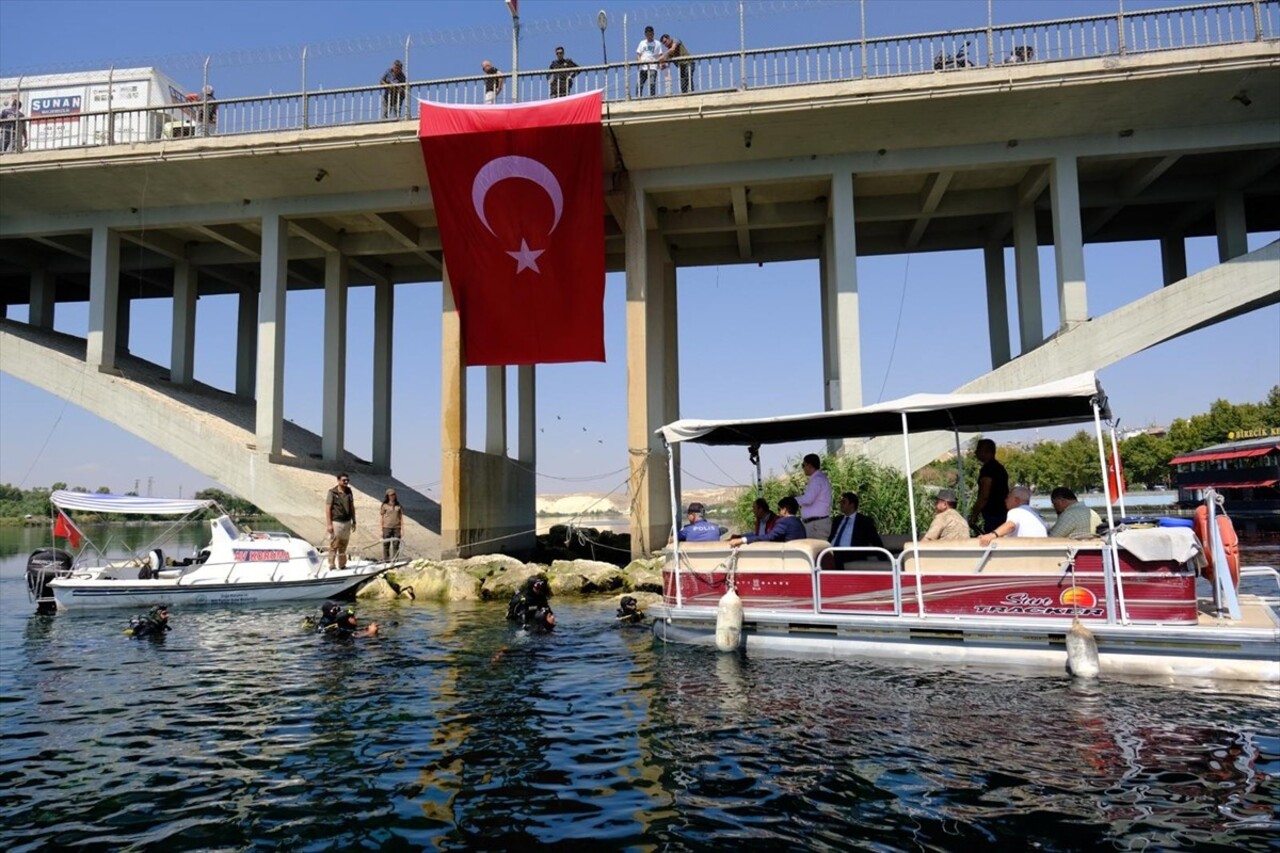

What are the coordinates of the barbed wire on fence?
(1, 0, 842, 78)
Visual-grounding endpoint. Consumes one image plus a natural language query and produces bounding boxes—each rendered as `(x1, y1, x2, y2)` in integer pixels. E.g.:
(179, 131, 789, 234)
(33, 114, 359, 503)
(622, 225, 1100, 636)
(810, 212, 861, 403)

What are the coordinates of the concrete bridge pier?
(820, 167, 863, 456)
(87, 224, 120, 372)
(625, 182, 680, 557)
(438, 264, 537, 559)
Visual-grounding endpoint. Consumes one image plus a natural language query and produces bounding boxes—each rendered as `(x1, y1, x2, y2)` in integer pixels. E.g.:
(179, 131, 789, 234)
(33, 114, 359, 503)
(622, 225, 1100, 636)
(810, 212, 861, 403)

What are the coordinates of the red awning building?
(1170, 433, 1280, 512)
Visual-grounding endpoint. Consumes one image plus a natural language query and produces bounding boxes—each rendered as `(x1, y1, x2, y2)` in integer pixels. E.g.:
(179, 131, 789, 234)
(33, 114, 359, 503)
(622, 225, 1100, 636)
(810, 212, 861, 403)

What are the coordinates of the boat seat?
(669, 539, 824, 573)
(902, 538, 1105, 575)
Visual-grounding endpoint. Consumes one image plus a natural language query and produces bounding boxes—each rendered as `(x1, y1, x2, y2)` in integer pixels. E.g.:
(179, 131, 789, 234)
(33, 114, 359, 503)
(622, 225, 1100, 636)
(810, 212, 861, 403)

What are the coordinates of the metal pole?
(511, 16, 520, 103)
(301, 46, 309, 129)
(739, 0, 747, 90)
(986, 0, 995, 67)
(902, 413, 925, 618)
(1252, 0, 1263, 41)
(1093, 399, 1128, 624)
(201, 56, 210, 137)
(1117, 0, 1126, 55)
(106, 65, 114, 146)
(404, 35, 411, 118)
(623, 14, 630, 100)
(666, 439, 682, 607)
(598, 10, 609, 98)
(14, 74, 24, 152)
(860, 0, 867, 78)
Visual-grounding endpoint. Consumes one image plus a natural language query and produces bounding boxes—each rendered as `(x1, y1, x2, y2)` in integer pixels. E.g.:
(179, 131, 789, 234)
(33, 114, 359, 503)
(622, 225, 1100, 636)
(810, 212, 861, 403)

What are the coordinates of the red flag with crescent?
(53, 508, 83, 548)
(1106, 449, 1126, 504)
(418, 90, 605, 366)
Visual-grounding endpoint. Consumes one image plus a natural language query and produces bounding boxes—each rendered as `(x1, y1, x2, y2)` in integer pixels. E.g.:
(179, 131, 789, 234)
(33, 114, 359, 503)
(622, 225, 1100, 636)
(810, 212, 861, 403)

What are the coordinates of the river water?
(1, 526, 1277, 851)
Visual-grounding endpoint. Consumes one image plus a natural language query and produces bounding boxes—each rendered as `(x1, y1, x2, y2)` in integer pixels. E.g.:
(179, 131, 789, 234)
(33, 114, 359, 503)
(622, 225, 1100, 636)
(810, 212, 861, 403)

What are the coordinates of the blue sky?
(1, 0, 1277, 503)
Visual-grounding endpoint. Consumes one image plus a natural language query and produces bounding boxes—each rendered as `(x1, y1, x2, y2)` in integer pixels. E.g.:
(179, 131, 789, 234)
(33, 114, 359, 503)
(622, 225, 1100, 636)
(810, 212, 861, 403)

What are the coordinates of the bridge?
(2, 1, 1278, 557)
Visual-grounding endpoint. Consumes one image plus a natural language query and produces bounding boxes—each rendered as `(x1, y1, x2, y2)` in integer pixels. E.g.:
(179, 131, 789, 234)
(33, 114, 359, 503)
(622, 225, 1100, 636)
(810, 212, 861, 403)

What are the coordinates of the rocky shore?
(357, 552, 666, 611)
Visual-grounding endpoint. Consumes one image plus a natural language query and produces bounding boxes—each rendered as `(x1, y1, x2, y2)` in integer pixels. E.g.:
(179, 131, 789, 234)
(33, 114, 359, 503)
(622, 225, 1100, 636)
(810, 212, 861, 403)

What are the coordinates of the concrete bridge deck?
(2, 3, 1278, 556)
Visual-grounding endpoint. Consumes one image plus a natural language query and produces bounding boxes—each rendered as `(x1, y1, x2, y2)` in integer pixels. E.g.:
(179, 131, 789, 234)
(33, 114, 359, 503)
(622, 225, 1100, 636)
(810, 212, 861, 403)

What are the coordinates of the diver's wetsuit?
(313, 604, 363, 637)
(507, 578, 554, 631)
(616, 596, 646, 624)
(127, 608, 171, 638)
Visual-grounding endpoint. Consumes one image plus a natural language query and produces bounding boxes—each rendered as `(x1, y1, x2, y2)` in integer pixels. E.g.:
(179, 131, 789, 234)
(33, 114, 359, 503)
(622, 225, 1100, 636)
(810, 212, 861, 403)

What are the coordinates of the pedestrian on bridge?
(381, 59, 406, 119)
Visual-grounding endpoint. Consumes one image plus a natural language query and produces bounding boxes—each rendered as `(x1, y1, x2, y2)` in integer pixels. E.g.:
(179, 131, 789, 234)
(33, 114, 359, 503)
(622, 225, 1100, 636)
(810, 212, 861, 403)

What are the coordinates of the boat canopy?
(657, 372, 1110, 447)
(51, 490, 216, 515)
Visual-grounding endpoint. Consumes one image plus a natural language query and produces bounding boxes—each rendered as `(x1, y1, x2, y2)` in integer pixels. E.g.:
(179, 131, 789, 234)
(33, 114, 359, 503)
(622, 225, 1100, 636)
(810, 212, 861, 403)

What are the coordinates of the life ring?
(1193, 505, 1240, 591)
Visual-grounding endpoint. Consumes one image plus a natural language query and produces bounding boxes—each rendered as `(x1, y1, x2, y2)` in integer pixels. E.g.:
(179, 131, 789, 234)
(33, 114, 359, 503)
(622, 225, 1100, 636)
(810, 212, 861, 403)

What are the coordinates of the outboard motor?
(27, 548, 73, 614)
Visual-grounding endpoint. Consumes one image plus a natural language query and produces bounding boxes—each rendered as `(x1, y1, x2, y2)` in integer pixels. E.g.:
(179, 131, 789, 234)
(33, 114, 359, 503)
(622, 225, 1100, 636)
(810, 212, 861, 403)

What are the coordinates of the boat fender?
(1192, 506, 1241, 591)
(714, 588, 743, 652)
(1065, 618, 1100, 679)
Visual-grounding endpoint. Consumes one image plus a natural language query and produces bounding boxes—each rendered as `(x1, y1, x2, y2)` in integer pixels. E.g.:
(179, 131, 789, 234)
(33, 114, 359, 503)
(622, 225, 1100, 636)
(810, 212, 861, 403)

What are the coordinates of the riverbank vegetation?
(0, 484, 264, 525)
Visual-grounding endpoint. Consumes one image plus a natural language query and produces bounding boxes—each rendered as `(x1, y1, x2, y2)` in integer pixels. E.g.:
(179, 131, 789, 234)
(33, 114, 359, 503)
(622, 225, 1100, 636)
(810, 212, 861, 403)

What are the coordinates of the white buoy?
(1065, 617, 1100, 679)
(714, 588, 743, 652)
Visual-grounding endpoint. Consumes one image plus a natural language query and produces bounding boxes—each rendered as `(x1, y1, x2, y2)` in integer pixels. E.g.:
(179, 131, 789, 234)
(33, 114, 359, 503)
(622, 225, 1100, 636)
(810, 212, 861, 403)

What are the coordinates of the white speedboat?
(26, 491, 396, 611)
(652, 372, 1280, 683)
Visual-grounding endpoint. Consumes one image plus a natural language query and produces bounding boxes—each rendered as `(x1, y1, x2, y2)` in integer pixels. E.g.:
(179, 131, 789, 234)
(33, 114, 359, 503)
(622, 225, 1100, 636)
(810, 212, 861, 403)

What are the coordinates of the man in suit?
(828, 491, 887, 563)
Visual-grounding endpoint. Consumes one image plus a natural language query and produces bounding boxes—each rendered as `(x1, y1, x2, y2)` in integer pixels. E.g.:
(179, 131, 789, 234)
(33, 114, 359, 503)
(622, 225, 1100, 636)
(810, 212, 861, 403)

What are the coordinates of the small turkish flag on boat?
(1106, 449, 1126, 504)
(53, 509, 83, 548)
(418, 90, 606, 366)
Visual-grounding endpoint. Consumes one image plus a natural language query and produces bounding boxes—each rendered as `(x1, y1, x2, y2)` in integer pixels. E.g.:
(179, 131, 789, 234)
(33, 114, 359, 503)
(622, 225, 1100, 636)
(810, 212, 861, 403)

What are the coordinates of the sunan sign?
(30, 95, 82, 118)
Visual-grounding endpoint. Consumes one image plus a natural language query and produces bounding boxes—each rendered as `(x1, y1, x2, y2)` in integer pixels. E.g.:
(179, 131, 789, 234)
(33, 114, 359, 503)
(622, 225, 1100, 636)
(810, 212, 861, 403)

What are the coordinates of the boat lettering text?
(232, 549, 290, 562)
(972, 592, 1104, 617)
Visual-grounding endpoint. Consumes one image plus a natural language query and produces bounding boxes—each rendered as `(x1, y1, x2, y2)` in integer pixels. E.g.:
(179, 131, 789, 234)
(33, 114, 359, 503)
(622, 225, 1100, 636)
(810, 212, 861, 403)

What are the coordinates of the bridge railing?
(1, 0, 1274, 154)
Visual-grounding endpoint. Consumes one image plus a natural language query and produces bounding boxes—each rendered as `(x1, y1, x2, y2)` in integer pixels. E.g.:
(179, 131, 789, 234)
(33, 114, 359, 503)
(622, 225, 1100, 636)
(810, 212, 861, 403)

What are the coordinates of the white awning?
(51, 490, 215, 515)
(657, 372, 1109, 446)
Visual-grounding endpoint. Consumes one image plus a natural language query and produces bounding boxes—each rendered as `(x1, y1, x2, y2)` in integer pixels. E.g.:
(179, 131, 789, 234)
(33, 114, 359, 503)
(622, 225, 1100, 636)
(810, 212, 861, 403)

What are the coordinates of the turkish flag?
(1106, 449, 1126, 504)
(53, 509, 83, 548)
(418, 90, 605, 366)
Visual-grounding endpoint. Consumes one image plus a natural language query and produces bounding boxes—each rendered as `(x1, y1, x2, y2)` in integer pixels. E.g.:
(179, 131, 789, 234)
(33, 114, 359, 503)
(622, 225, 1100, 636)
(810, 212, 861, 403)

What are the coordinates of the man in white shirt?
(635, 26, 660, 96)
(796, 453, 833, 541)
(978, 485, 1047, 544)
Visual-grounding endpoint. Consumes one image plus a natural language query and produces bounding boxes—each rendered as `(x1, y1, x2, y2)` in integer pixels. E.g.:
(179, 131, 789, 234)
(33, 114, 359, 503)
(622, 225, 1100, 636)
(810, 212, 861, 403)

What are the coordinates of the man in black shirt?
(547, 47, 579, 98)
(968, 438, 1009, 534)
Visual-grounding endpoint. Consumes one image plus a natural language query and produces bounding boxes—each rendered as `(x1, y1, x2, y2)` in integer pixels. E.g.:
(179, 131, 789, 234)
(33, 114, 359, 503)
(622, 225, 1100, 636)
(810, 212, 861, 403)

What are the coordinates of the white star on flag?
(506, 239, 545, 274)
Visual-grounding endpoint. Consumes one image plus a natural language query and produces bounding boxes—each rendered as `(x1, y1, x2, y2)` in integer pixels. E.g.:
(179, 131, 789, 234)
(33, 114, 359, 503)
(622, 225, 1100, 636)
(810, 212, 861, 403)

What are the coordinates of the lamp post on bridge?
(506, 0, 519, 103)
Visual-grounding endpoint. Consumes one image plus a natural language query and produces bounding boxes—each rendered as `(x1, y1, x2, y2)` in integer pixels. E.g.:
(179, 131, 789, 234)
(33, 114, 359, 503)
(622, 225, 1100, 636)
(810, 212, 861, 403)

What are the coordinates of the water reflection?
(1, 553, 1277, 849)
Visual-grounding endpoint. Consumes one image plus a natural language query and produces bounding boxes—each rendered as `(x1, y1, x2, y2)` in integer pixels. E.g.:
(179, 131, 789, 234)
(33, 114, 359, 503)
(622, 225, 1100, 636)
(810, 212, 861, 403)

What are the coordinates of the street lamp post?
(507, 0, 520, 102)
(598, 11, 608, 96)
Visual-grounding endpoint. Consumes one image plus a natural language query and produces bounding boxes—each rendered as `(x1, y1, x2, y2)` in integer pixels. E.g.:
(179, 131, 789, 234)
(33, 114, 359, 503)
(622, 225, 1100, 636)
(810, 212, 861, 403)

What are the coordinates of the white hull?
(651, 604, 1280, 683)
(49, 564, 389, 610)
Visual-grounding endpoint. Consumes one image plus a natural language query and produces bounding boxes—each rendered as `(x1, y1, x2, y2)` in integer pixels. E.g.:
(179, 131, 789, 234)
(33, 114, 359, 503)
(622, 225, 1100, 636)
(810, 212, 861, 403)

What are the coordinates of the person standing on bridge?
(658, 33, 694, 94)
(1, 98, 26, 152)
(381, 59, 407, 119)
(481, 60, 503, 104)
(324, 472, 356, 570)
(635, 27, 660, 97)
(547, 47, 579, 98)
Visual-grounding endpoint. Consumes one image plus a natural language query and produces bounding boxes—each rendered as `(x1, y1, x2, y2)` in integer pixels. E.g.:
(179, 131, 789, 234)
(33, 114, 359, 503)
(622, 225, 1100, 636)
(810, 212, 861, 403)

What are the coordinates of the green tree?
(1118, 432, 1173, 489)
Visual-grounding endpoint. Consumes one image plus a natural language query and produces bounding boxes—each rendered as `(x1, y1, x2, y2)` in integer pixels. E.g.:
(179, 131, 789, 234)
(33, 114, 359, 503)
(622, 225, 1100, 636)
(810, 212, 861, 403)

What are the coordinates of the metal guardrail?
(0, 0, 1274, 155)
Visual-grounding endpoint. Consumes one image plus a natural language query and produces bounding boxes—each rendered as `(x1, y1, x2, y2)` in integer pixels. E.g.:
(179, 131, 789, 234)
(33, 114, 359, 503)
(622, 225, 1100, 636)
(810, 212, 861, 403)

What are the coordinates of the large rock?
(548, 559, 627, 595)
(479, 564, 547, 601)
(365, 560, 483, 602)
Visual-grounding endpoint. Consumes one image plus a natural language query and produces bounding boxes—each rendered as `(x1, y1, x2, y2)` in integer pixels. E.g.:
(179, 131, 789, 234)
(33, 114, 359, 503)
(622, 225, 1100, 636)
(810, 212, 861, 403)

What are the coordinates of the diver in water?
(615, 595, 646, 624)
(306, 601, 379, 637)
(507, 575, 555, 632)
(126, 605, 171, 638)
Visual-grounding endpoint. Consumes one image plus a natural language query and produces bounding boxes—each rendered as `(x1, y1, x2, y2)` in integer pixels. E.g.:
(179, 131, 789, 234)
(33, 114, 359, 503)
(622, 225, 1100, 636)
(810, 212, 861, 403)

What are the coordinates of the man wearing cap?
(795, 453, 833, 542)
(677, 502, 723, 542)
(923, 489, 969, 541)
